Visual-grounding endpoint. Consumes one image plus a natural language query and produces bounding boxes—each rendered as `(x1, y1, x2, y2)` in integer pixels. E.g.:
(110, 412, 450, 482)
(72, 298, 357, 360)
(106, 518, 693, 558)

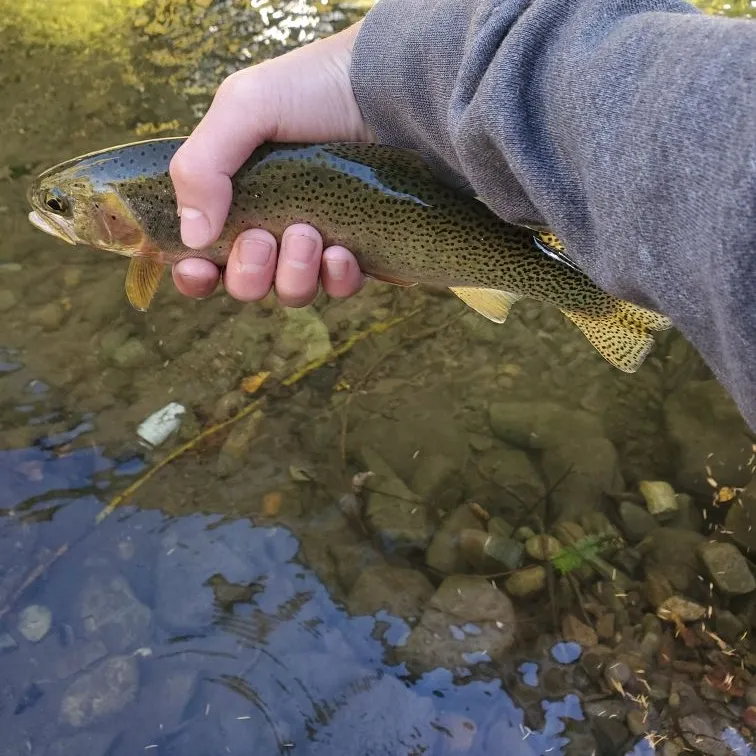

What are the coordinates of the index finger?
(169, 71, 275, 250)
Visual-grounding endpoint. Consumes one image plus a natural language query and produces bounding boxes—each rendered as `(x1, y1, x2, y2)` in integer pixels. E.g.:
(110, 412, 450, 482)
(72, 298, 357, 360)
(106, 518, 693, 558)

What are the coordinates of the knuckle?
(168, 150, 200, 187)
(214, 69, 253, 106)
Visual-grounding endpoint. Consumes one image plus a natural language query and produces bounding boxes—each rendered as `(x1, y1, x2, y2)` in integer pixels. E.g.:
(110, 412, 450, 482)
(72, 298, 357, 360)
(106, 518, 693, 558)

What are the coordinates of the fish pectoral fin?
(449, 287, 522, 323)
(365, 272, 419, 288)
(125, 257, 165, 312)
(560, 301, 672, 373)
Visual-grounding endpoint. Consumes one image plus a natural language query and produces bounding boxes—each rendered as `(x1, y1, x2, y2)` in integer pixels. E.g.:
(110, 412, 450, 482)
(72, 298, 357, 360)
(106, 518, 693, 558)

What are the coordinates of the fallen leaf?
(240, 371, 270, 394)
(261, 491, 283, 517)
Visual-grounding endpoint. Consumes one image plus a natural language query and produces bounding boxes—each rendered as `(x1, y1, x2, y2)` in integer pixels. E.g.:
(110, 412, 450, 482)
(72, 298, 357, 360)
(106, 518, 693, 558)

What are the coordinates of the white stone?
(639, 480, 679, 520)
(136, 402, 186, 447)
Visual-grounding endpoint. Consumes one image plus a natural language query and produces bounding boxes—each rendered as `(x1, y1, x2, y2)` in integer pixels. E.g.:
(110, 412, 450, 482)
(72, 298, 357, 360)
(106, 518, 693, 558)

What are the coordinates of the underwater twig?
(509, 465, 574, 534)
(0, 542, 69, 622)
(533, 523, 561, 634)
(95, 307, 423, 524)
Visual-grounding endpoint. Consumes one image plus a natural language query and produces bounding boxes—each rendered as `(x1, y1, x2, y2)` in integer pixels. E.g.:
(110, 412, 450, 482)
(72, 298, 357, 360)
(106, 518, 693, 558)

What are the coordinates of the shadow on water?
(1, 1, 755, 754)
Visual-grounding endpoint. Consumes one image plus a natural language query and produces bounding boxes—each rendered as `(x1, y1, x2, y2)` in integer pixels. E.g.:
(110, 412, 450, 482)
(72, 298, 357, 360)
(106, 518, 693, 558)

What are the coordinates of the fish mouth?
(28, 210, 77, 245)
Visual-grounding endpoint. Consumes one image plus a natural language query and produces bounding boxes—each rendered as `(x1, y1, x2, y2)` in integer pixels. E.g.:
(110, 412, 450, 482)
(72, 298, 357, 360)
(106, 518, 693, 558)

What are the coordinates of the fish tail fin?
(560, 300, 672, 373)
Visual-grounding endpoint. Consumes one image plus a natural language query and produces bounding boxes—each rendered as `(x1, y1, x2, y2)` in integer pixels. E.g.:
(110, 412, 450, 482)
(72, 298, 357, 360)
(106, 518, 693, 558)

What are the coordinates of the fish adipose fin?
(126, 257, 165, 311)
(561, 301, 673, 373)
(449, 287, 522, 323)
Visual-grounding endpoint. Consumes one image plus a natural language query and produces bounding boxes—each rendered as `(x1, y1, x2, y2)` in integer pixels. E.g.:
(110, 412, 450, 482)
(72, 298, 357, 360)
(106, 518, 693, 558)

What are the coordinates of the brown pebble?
(596, 613, 616, 641)
(261, 491, 283, 517)
(744, 706, 756, 729)
(604, 660, 632, 689)
(562, 614, 598, 648)
(671, 660, 704, 676)
(504, 565, 546, 597)
(551, 521, 586, 546)
(657, 595, 706, 623)
(626, 708, 648, 737)
(525, 534, 562, 561)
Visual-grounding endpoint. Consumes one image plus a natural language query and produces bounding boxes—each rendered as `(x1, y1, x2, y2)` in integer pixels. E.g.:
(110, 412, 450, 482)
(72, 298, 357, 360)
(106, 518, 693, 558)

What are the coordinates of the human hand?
(169, 22, 372, 306)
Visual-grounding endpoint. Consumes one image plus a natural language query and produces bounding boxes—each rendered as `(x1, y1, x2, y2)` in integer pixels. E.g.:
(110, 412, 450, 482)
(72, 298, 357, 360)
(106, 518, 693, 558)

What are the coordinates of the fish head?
(27, 151, 148, 257)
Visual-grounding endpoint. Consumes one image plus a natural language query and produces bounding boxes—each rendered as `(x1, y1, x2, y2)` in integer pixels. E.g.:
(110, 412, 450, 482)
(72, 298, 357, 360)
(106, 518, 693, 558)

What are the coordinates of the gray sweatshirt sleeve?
(350, 0, 756, 429)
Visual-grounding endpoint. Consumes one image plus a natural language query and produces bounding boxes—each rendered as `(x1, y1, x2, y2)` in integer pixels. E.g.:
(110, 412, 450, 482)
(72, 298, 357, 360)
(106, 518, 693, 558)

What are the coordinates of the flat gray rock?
(60, 655, 139, 728)
(78, 573, 151, 652)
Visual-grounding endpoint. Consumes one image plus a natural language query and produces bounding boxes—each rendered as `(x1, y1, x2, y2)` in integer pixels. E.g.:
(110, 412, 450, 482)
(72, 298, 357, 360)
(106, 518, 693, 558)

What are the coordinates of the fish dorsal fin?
(126, 257, 164, 312)
(449, 287, 522, 323)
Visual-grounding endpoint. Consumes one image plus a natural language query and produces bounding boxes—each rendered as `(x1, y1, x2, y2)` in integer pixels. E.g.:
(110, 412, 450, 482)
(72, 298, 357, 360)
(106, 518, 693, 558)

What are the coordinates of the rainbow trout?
(27, 137, 671, 372)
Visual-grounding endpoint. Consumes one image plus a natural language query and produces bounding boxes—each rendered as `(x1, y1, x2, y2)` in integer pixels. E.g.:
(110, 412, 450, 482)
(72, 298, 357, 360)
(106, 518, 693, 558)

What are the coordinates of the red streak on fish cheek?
(91, 196, 145, 254)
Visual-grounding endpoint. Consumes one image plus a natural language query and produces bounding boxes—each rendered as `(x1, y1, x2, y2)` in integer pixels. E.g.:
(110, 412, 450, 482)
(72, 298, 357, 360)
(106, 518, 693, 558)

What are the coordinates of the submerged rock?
(399, 575, 516, 672)
(329, 543, 385, 593)
(619, 501, 659, 543)
(542, 438, 624, 522)
(53, 639, 107, 680)
(359, 447, 432, 556)
(525, 534, 562, 561)
(215, 411, 263, 478)
(17, 604, 52, 642)
(425, 504, 484, 575)
(489, 401, 603, 449)
(561, 615, 598, 648)
(475, 448, 546, 514)
(459, 529, 524, 572)
(678, 713, 734, 756)
(275, 306, 331, 366)
(697, 541, 755, 595)
(639, 480, 679, 520)
(487, 516, 514, 538)
(409, 452, 463, 511)
(347, 565, 435, 620)
(552, 521, 586, 546)
(112, 337, 151, 369)
(148, 668, 199, 734)
(78, 573, 151, 652)
(45, 731, 116, 756)
(668, 493, 704, 532)
(504, 565, 546, 597)
(30, 301, 65, 331)
(305, 674, 438, 756)
(657, 595, 706, 623)
(725, 477, 756, 552)
(60, 655, 139, 728)
(0, 289, 17, 312)
(664, 380, 753, 497)
(637, 527, 706, 593)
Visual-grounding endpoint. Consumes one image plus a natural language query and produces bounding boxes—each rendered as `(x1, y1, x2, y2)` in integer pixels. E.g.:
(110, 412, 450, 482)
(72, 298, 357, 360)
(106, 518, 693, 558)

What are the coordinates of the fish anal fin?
(561, 299, 671, 373)
(366, 272, 418, 288)
(450, 287, 522, 323)
(126, 257, 165, 312)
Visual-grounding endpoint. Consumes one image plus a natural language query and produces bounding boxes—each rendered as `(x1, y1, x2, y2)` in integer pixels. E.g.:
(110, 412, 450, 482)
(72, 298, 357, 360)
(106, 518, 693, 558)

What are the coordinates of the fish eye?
(44, 190, 69, 215)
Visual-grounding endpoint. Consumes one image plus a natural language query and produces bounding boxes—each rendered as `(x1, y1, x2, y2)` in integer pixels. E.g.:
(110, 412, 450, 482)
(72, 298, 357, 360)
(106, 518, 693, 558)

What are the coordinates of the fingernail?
(325, 252, 349, 280)
(284, 234, 317, 269)
(179, 206, 211, 249)
(237, 238, 273, 273)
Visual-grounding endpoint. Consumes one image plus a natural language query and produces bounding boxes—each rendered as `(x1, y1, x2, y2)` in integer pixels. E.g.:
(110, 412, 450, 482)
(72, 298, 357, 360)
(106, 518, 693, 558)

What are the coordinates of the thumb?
(169, 22, 367, 251)
(169, 73, 274, 249)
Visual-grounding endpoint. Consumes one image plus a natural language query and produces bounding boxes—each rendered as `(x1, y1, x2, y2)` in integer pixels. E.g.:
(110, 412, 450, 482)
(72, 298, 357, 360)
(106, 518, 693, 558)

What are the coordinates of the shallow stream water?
(1, 1, 755, 754)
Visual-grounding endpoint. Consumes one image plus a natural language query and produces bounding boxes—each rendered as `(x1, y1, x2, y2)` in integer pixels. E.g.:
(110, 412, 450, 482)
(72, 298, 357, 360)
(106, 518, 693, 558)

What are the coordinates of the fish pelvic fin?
(561, 300, 672, 373)
(126, 256, 165, 312)
(449, 287, 522, 323)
